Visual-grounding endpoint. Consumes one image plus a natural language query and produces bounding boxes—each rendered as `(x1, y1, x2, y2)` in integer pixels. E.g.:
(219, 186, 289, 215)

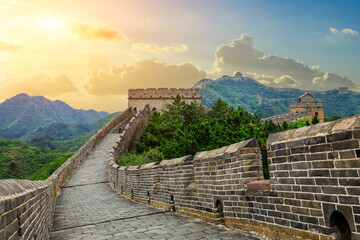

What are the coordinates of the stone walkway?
(50, 133, 258, 240)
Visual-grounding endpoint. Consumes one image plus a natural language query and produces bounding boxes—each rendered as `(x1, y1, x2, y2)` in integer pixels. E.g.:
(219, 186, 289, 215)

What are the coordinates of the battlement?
(128, 88, 202, 112)
(289, 101, 324, 108)
(128, 88, 201, 100)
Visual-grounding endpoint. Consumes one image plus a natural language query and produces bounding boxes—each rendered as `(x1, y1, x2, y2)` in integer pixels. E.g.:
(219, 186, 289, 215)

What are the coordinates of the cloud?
(214, 33, 360, 91)
(329, 27, 339, 33)
(132, 43, 188, 53)
(329, 27, 358, 35)
(0, 39, 23, 50)
(70, 20, 128, 41)
(85, 58, 207, 95)
(342, 28, 359, 35)
(0, 74, 77, 97)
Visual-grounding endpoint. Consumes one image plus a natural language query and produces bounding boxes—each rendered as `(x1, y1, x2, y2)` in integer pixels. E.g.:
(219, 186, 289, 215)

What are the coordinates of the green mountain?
(0, 138, 73, 180)
(196, 74, 360, 118)
(0, 93, 109, 139)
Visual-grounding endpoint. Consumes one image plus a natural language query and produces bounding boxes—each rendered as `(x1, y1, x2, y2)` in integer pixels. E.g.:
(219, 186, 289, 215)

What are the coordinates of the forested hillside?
(198, 75, 360, 118)
(0, 138, 73, 180)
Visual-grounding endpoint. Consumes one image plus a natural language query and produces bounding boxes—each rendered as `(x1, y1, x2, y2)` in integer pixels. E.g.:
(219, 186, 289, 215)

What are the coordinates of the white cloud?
(342, 28, 359, 35)
(214, 34, 360, 91)
(329, 27, 339, 33)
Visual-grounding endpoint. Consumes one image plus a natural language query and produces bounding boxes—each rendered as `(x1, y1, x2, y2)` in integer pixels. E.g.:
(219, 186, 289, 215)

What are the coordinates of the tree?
(312, 113, 320, 125)
(282, 121, 288, 129)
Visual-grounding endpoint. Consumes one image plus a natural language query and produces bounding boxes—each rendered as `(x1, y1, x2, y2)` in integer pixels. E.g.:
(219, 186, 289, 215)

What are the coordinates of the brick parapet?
(108, 112, 360, 239)
(0, 107, 134, 240)
(128, 88, 201, 100)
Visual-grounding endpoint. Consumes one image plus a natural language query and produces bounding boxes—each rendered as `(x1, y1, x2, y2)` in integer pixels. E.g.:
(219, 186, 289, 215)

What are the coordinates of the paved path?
(50, 133, 258, 240)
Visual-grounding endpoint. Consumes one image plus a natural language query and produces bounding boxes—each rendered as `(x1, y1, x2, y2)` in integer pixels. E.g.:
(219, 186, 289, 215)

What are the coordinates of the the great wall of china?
(1, 87, 360, 239)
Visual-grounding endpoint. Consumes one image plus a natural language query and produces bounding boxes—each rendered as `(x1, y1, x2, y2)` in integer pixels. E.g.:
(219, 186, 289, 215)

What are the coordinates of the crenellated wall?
(0, 107, 134, 240)
(128, 88, 201, 112)
(108, 110, 360, 240)
(261, 110, 312, 125)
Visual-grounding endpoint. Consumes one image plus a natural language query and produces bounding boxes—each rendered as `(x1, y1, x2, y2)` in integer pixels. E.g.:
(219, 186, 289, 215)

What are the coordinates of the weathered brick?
(262, 203, 275, 210)
(275, 185, 292, 191)
(339, 196, 359, 204)
(282, 212, 299, 221)
(278, 192, 295, 198)
(300, 215, 318, 224)
(312, 161, 334, 169)
(271, 143, 286, 150)
(291, 221, 308, 230)
(310, 209, 323, 217)
(295, 192, 314, 200)
(327, 131, 352, 142)
(287, 139, 306, 148)
(291, 146, 309, 154)
(274, 171, 289, 178)
(296, 178, 315, 185)
(278, 178, 295, 184)
(315, 194, 338, 203)
(306, 136, 326, 145)
(322, 186, 346, 195)
(276, 204, 290, 212)
(272, 157, 287, 164)
(339, 150, 356, 159)
(339, 179, 360, 186)
(274, 218, 290, 226)
(288, 155, 306, 162)
(275, 149, 290, 157)
(332, 140, 359, 151)
(347, 188, 360, 196)
(285, 199, 301, 206)
(309, 169, 330, 177)
(290, 171, 307, 177)
(310, 144, 332, 153)
(331, 169, 358, 178)
(292, 162, 311, 170)
(306, 153, 327, 161)
(335, 159, 360, 168)
(301, 186, 322, 193)
(302, 200, 321, 209)
(292, 207, 310, 215)
(277, 164, 293, 171)
(268, 210, 282, 218)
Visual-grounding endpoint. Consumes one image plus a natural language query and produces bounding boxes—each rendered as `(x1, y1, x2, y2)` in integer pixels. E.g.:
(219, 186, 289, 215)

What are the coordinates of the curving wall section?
(109, 111, 360, 240)
(0, 107, 134, 240)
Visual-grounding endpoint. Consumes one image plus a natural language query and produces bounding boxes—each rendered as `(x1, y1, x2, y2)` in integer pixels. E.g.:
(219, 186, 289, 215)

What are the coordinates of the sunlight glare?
(41, 13, 64, 31)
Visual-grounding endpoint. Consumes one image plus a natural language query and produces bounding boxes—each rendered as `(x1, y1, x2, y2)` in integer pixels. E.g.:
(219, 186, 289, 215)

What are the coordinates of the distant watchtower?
(290, 92, 324, 123)
(128, 88, 201, 113)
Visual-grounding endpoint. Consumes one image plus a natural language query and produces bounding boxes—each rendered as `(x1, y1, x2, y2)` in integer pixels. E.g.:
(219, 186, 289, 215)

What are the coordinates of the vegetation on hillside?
(200, 76, 360, 118)
(120, 96, 322, 178)
(0, 138, 74, 180)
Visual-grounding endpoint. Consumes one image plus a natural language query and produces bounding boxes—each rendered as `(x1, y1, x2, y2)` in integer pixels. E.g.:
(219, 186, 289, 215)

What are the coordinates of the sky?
(0, 0, 359, 112)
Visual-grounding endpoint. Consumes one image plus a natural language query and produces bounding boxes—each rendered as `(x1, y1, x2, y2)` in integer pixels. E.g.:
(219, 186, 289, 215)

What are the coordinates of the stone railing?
(0, 107, 133, 240)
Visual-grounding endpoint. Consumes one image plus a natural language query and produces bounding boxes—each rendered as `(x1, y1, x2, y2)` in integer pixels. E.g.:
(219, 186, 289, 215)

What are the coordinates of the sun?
(40, 13, 64, 31)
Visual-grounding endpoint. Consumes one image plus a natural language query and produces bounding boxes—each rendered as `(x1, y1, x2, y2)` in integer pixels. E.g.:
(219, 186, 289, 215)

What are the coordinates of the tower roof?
(299, 92, 314, 99)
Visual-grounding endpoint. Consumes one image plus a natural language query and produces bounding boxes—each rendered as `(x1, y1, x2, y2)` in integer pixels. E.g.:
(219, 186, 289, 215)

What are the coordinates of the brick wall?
(241, 115, 360, 239)
(109, 136, 264, 224)
(109, 110, 360, 239)
(0, 107, 134, 240)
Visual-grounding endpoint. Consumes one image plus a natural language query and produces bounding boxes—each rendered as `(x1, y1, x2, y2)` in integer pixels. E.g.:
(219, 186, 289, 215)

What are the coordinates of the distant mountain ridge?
(0, 93, 109, 139)
(195, 73, 360, 118)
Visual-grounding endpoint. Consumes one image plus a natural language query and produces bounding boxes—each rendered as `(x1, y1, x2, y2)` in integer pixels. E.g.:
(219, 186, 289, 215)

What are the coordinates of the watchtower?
(128, 88, 201, 113)
(290, 92, 324, 123)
